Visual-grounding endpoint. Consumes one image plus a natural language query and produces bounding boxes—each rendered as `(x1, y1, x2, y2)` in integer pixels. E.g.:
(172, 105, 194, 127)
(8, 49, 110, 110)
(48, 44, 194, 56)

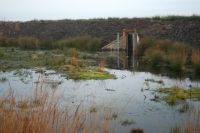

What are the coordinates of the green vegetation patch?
(156, 86, 200, 105)
(120, 119, 135, 126)
(66, 66, 115, 80)
(0, 48, 4, 58)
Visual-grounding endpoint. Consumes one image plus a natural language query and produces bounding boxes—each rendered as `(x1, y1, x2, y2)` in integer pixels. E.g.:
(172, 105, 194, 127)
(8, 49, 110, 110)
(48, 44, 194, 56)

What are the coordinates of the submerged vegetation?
(120, 119, 135, 126)
(145, 78, 164, 85)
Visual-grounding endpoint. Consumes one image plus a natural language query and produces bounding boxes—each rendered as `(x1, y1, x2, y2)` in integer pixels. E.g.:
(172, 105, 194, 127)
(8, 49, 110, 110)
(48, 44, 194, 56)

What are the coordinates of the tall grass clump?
(0, 36, 41, 50)
(0, 36, 18, 47)
(170, 108, 200, 133)
(183, 109, 200, 133)
(165, 42, 187, 72)
(143, 48, 165, 66)
(17, 36, 39, 50)
(0, 48, 4, 58)
(135, 37, 188, 72)
(38, 40, 53, 50)
(0, 79, 115, 133)
(135, 37, 155, 58)
(191, 49, 200, 74)
(69, 48, 79, 66)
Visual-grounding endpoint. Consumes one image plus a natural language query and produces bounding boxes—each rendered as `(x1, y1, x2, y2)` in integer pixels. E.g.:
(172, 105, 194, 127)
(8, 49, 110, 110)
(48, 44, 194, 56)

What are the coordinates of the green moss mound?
(66, 66, 115, 80)
(156, 86, 200, 105)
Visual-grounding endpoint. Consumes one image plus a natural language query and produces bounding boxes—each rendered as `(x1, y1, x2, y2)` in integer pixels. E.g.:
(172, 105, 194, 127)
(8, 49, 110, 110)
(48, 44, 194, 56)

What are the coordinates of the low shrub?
(0, 48, 4, 58)
(143, 48, 165, 66)
(135, 37, 188, 72)
(0, 35, 101, 51)
(135, 37, 155, 57)
(191, 49, 200, 74)
(166, 52, 187, 72)
(54, 36, 101, 51)
(17, 37, 39, 50)
(38, 40, 53, 50)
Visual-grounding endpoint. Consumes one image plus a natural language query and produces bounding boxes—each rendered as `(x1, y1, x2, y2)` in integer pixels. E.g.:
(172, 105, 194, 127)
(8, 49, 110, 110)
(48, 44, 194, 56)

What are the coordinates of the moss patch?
(156, 86, 200, 105)
(78, 70, 113, 80)
(66, 66, 115, 80)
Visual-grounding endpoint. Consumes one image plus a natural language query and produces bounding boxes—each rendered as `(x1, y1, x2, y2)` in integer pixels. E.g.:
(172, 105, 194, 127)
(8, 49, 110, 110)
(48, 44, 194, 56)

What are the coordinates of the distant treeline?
(0, 35, 101, 51)
(24, 15, 200, 22)
(151, 15, 200, 21)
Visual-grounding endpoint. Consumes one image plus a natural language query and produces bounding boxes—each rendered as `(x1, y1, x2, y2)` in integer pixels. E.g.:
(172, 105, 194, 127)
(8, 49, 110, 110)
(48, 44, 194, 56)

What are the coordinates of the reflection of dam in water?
(101, 51, 136, 69)
(101, 29, 140, 69)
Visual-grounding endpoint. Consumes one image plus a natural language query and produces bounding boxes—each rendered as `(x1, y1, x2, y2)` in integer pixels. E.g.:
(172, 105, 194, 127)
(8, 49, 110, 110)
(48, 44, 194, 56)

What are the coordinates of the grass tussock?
(156, 86, 200, 105)
(65, 65, 115, 80)
(183, 109, 200, 133)
(0, 48, 4, 58)
(191, 49, 200, 75)
(135, 37, 188, 72)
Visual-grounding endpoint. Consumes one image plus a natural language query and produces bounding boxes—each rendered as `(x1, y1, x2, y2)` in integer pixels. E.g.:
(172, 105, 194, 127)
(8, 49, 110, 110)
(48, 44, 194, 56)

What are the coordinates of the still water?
(0, 68, 200, 133)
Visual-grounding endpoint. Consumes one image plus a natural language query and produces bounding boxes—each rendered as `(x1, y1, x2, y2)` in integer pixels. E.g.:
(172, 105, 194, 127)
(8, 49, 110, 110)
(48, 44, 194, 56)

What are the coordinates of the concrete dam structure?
(102, 29, 140, 69)
(102, 29, 140, 52)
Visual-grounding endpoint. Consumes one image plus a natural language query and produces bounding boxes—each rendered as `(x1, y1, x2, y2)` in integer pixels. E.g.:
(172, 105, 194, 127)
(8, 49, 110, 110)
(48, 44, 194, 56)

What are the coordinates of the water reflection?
(101, 51, 200, 80)
(102, 51, 137, 69)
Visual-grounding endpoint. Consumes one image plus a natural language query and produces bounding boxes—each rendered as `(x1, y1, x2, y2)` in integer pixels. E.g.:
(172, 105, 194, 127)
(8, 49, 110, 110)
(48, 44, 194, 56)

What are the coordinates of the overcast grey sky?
(0, 0, 200, 21)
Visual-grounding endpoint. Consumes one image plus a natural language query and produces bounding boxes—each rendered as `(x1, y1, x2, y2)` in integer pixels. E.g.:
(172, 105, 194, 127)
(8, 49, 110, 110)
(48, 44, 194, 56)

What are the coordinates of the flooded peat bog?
(1, 67, 200, 133)
(1, 24, 200, 132)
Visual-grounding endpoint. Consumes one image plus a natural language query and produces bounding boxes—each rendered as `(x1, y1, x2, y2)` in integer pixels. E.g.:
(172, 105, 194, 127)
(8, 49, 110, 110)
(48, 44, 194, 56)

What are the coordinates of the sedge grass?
(0, 79, 115, 133)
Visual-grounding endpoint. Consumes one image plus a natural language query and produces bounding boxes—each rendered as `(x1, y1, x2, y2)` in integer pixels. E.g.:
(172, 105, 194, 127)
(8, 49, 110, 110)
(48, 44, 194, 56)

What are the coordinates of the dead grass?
(98, 59, 105, 71)
(191, 49, 200, 64)
(0, 78, 114, 133)
(170, 108, 200, 133)
(183, 108, 200, 133)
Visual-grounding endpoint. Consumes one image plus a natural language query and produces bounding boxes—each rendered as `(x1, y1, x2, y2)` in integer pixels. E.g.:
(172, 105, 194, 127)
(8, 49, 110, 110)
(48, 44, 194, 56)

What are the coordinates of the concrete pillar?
(122, 29, 126, 50)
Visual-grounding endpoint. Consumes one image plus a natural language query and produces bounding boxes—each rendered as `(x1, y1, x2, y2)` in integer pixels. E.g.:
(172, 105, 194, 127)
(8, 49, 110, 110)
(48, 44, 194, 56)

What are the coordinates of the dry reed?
(0, 76, 113, 133)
